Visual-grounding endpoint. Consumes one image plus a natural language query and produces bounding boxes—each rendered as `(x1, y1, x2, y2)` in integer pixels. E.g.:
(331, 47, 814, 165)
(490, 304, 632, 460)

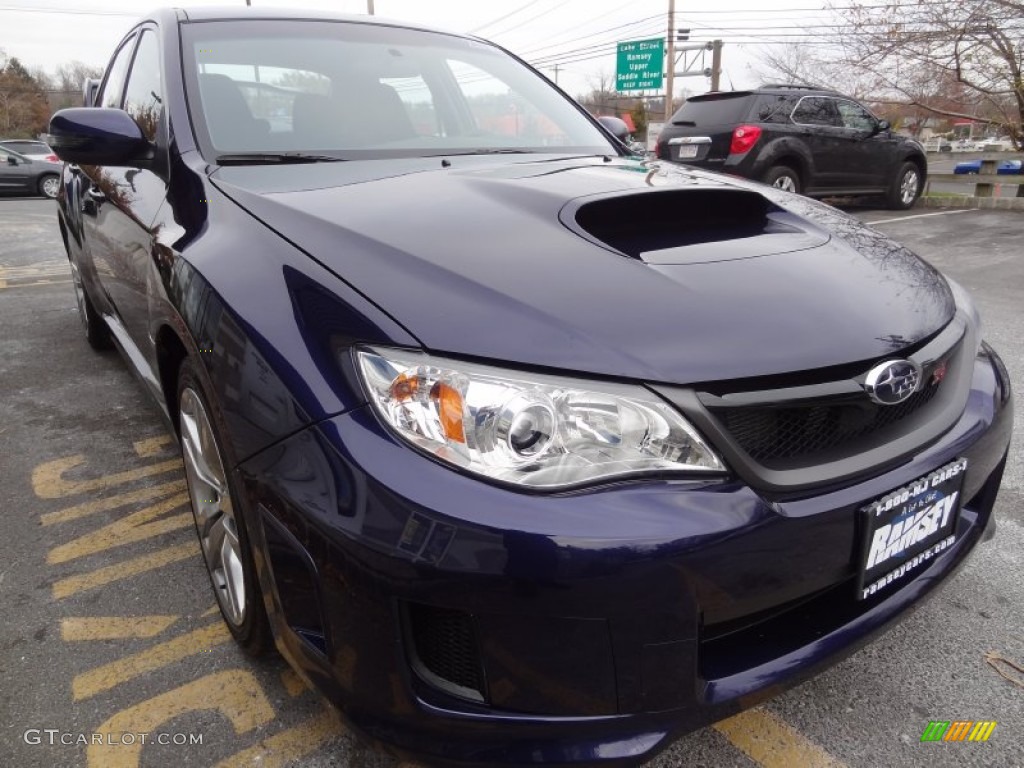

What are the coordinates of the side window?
(99, 36, 137, 109)
(836, 100, 876, 132)
(123, 30, 164, 142)
(791, 97, 840, 127)
(756, 95, 798, 124)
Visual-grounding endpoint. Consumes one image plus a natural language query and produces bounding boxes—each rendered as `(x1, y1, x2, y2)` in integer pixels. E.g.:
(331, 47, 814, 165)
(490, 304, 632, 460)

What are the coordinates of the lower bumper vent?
(406, 603, 486, 703)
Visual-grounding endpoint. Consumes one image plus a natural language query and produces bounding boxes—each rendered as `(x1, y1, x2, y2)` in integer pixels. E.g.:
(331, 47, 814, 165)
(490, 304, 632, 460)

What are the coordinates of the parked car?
(49, 8, 1012, 767)
(0, 146, 61, 198)
(0, 138, 58, 162)
(656, 84, 928, 209)
(954, 158, 1023, 175)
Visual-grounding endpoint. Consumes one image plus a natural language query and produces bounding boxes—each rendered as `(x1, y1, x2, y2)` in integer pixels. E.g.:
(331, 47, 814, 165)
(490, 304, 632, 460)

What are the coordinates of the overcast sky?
(0, 0, 842, 99)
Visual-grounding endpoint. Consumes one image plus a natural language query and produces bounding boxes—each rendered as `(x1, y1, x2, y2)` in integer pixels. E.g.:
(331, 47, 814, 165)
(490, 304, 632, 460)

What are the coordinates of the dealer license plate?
(856, 458, 967, 600)
(677, 144, 699, 159)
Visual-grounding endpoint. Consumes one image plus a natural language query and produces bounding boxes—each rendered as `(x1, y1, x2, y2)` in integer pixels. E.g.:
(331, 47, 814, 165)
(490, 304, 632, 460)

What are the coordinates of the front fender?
(151, 159, 420, 469)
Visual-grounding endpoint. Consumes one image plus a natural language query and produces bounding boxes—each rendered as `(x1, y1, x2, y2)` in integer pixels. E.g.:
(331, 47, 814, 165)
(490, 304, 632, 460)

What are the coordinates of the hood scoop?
(563, 188, 830, 265)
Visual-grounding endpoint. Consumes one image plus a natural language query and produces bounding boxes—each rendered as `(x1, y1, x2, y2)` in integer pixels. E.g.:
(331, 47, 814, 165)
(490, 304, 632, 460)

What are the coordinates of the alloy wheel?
(773, 175, 797, 193)
(41, 176, 59, 199)
(68, 258, 88, 332)
(180, 388, 247, 626)
(900, 169, 919, 206)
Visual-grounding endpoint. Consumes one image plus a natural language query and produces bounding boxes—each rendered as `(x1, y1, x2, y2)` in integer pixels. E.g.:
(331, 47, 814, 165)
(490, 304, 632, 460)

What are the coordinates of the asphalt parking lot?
(1, 197, 1022, 768)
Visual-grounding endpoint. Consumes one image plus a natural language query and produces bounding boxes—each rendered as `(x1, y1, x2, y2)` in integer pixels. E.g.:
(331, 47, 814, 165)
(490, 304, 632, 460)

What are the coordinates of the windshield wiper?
(214, 152, 347, 166)
(426, 149, 538, 157)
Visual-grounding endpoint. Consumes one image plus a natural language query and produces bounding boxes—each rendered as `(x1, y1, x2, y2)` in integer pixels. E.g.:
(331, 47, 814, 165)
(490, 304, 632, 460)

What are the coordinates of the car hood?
(211, 156, 954, 385)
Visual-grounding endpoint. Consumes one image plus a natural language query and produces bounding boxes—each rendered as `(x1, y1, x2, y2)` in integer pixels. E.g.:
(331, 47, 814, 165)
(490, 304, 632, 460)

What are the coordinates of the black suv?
(656, 85, 927, 209)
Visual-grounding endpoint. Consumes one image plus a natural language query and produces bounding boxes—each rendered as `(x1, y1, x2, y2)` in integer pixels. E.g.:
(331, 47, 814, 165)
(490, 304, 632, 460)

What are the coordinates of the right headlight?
(356, 346, 726, 490)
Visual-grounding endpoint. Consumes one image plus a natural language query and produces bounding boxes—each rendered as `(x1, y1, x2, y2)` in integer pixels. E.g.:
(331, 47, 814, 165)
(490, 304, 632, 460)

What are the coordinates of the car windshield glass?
(182, 20, 614, 160)
(672, 94, 751, 125)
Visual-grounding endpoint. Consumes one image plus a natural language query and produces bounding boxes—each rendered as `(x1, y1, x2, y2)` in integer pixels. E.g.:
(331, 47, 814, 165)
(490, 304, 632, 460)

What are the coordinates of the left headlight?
(356, 346, 726, 490)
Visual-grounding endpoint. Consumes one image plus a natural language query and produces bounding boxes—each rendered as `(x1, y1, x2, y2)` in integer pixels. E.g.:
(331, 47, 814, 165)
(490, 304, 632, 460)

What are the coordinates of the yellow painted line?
(52, 542, 196, 599)
(40, 479, 185, 526)
(73, 621, 231, 700)
(32, 455, 181, 499)
(714, 709, 849, 768)
(87, 669, 275, 768)
(134, 434, 176, 458)
(61, 615, 179, 641)
(47, 492, 191, 564)
(201, 604, 221, 618)
(214, 705, 344, 768)
(280, 668, 310, 697)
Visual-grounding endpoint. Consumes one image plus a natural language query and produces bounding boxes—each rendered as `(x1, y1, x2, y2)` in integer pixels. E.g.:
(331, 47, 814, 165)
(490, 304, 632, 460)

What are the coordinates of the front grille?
(711, 380, 942, 466)
(407, 603, 485, 701)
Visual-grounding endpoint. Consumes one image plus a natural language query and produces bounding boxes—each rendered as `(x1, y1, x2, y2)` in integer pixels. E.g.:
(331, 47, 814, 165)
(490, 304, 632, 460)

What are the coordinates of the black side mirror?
(6, 156, 17, 166)
(597, 115, 631, 144)
(48, 108, 149, 166)
(873, 119, 891, 136)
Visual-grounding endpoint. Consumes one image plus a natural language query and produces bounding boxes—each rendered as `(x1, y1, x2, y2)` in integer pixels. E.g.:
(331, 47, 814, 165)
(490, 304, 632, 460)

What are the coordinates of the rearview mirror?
(48, 108, 149, 166)
(875, 119, 891, 135)
(6, 156, 17, 166)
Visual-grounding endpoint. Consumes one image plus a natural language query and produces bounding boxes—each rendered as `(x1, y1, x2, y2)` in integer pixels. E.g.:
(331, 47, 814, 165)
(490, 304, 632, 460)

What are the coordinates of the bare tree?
(55, 61, 103, 94)
(755, 43, 858, 93)
(831, 0, 1024, 147)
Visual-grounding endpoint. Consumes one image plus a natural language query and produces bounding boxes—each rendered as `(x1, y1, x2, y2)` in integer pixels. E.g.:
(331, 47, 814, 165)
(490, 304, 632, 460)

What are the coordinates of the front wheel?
(763, 165, 801, 195)
(887, 161, 922, 210)
(39, 174, 60, 199)
(178, 358, 271, 655)
(68, 254, 112, 351)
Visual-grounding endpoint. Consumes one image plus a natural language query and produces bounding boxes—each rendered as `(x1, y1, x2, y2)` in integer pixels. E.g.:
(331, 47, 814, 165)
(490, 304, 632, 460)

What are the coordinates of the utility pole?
(552, 64, 560, 85)
(710, 40, 722, 91)
(664, 0, 675, 122)
(367, 0, 374, 14)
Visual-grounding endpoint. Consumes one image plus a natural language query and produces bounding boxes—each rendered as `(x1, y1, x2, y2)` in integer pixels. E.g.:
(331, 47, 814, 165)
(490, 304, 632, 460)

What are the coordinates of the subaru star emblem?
(864, 360, 922, 405)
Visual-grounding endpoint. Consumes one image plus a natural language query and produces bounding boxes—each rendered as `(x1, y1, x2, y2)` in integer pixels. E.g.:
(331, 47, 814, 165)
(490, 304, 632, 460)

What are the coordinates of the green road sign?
(616, 38, 664, 92)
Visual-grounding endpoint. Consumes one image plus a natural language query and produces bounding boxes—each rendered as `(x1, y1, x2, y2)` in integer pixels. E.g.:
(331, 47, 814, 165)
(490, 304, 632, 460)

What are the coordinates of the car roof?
(688, 85, 842, 102)
(168, 5, 459, 37)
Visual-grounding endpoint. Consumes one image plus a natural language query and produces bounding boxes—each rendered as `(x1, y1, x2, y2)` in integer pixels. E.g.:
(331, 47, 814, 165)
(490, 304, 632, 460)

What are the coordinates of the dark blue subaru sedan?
(49, 7, 1012, 766)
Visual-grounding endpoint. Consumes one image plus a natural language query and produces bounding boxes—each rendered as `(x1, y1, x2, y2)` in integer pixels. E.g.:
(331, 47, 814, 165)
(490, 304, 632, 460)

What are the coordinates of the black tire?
(763, 165, 801, 195)
(68, 254, 112, 351)
(177, 357, 272, 655)
(38, 174, 60, 199)
(887, 161, 922, 210)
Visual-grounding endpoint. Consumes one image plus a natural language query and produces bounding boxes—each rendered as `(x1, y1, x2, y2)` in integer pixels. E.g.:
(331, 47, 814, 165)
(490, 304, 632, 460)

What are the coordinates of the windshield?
(182, 20, 614, 161)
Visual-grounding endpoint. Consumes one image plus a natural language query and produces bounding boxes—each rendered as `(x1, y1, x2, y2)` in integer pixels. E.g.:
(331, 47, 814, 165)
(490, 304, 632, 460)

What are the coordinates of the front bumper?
(237, 344, 1011, 767)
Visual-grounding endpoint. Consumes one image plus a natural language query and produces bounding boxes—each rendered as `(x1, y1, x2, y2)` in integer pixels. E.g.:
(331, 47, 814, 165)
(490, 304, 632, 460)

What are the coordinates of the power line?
(467, 0, 549, 34)
(0, 3, 135, 16)
(515, 14, 664, 57)
(485, 0, 574, 39)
